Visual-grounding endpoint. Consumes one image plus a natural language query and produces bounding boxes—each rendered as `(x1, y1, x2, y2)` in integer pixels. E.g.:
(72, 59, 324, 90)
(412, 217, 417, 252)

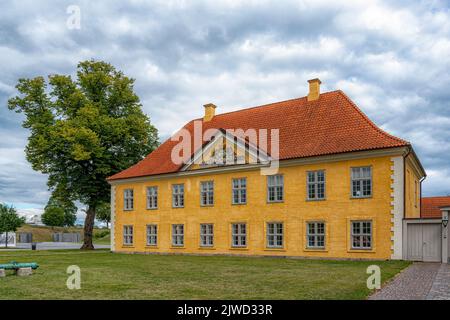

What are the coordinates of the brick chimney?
(203, 103, 217, 122)
(307, 78, 322, 101)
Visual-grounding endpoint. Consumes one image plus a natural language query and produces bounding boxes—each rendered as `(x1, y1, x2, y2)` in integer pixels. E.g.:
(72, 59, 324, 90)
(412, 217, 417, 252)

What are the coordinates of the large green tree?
(8, 60, 159, 249)
(41, 206, 65, 228)
(45, 193, 77, 227)
(0, 204, 25, 248)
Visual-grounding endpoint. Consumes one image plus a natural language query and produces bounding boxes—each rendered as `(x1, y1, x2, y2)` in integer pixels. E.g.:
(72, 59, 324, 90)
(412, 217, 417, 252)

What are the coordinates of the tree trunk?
(81, 205, 96, 250)
(5, 231, 8, 248)
(106, 221, 109, 229)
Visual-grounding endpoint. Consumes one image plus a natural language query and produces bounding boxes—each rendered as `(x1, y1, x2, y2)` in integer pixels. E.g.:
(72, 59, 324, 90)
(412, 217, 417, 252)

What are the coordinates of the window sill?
(199, 246, 216, 250)
(350, 196, 373, 200)
(122, 245, 135, 248)
(145, 245, 158, 249)
(306, 198, 326, 202)
(146, 208, 158, 211)
(266, 201, 284, 204)
(304, 248, 327, 252)
(231, 203, 247, 206)
(123, 209, 134, 212)
(172, 207, 185, 209)
(170, 246, 185, 249)
(200, 205, 214, 208)
(264, 248, 286, 252)
(230, 247, 248, 250)
(347, 248, 375, 253)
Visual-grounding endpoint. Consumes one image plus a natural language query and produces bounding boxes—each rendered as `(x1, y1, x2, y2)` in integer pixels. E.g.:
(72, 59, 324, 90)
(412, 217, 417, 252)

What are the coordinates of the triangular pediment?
(181, 129, 270, 171)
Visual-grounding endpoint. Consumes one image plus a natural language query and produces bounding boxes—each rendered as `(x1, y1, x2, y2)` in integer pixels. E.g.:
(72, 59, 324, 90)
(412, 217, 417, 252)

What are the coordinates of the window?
(172, 184, 184, 208)
(172, 224, 184, 246)
(123, 189, 134, 210)
(232, 178, 247, 204)
(267, 175, 284, 202)
(200, 181, 214, 206)
(146, 224, 157, 246)
(266, 222, 283, 248)
(351, 221, 372, 249)
(200, 224, 214, 247)
(123, 225, 133, 245)
(351, 167, 372, 198)
(306, 222, 325, 248)
(146, 186, 158, 209)
(231, 223, 247, 247)
(307, 171, 325, 200)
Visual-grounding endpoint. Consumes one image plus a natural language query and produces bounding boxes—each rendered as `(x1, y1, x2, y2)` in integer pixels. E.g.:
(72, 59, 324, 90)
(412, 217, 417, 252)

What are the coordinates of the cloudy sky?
(1, 0, 449, 219)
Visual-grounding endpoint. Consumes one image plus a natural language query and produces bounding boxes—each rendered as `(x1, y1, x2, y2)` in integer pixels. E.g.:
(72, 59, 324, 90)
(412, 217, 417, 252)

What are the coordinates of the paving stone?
(369, 263, 441, 300)
(426, 264, 450, 300)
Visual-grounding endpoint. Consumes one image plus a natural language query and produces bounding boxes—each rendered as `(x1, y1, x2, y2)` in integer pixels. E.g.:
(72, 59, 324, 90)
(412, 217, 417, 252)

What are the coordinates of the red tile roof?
(108, 90, 409, 181)
(421, 196, 450, 218)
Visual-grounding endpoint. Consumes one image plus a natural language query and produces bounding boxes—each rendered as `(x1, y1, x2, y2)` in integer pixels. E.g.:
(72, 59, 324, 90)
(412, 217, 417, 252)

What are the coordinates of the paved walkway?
(370, 263, 450, 300)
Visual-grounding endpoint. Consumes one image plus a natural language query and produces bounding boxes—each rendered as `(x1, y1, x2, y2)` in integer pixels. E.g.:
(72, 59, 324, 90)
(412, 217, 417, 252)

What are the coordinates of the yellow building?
(108, 79, 425, 260)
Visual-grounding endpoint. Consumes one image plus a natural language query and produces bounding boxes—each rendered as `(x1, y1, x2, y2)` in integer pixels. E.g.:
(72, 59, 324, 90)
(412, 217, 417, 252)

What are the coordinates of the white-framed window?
(306, 222, 325, 248)
(172, 224, 184, 246)
(351, 167, 372, 198)
(200, 224, 214, 247)
(172, 184, 184, 208)
(146, 224, 157, 246)
(123, 225, 133, 245)
(267, 175, 284, 202)
(307, 170, 325, 200)
(123, 189, 134, 210)
(351, 221, 372, 249)
(266, 222, 283, 248)
(231, 223, 247, 247)
(146, 186, 158, 209)
(232, 178, 247, 204)
(200, 181, 214, 206)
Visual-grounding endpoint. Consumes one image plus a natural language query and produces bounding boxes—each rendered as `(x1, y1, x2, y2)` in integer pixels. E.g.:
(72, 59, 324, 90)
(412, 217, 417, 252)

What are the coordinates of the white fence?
(0, 232, 16, 247)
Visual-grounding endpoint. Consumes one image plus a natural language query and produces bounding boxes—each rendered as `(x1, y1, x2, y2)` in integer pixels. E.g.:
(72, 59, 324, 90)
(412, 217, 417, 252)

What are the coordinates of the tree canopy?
(45, 193, 77, 227)
(95, 202, 111, 228)
(0, 204, 25, 247)
(41, 206, 66, 228)
(8, 60, 159, 249)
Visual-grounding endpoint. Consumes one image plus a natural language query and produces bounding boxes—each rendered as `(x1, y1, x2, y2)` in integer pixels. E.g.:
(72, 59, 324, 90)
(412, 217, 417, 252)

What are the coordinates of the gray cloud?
(1, 0, 449, 215)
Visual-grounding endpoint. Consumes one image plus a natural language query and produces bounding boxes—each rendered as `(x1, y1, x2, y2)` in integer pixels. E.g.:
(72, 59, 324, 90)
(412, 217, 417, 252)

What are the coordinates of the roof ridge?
(192, 90, 341, 121)
(422, 196, 450, 199)
(337, 90, 409, 146)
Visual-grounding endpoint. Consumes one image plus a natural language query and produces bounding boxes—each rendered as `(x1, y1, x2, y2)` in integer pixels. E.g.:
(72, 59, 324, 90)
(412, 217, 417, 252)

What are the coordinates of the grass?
(0, 250, 410, 300)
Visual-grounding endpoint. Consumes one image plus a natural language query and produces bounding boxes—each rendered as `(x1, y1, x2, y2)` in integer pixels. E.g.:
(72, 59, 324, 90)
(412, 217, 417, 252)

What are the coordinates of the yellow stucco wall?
(113, 155, 396, 259)
(405, 155, 421, 218)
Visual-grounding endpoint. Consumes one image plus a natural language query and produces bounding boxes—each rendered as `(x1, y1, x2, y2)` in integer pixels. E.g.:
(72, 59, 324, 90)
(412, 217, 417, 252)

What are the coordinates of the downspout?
(403, 147, 411, 220)
(419, 176, 426, 218)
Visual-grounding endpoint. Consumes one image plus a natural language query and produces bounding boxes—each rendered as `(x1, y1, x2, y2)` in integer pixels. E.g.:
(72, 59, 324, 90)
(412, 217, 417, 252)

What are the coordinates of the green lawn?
(0, 250, 409, 300)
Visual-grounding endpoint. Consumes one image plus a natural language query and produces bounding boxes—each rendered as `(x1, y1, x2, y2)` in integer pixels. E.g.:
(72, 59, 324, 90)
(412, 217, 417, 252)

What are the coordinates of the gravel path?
(370, 263, 450, 300)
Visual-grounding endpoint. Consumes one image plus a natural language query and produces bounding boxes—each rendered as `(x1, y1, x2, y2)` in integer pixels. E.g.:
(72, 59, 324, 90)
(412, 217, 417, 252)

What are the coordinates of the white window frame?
(351, 220, 372, 249)
(232, 178, 247, 205)
(266, 222, 284, 248)
(123, 189, 134, 211)
(200, 224, 214, 247)
(267, 175, 284, 203)
(146, 224, 157, 246)
(231, 223, 247, 247)
(172, 224, 184, 246)
(306, 221, 325, 249)
(351, 166, 372, 198)
(307, 170, 326, 200)
(172, 184, 185, 208)
(200, 181, 214, 206)
(146, 186, 158, 210)
(123, 225, 133, 245)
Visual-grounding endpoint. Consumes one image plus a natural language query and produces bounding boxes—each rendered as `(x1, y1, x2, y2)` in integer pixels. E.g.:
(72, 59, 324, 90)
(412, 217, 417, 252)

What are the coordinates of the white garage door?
(407, 223, 442, 262)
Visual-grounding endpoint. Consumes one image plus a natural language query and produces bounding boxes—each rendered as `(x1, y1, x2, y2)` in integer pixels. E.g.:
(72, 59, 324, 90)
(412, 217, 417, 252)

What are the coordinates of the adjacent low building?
(107, 79, 426, 260)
